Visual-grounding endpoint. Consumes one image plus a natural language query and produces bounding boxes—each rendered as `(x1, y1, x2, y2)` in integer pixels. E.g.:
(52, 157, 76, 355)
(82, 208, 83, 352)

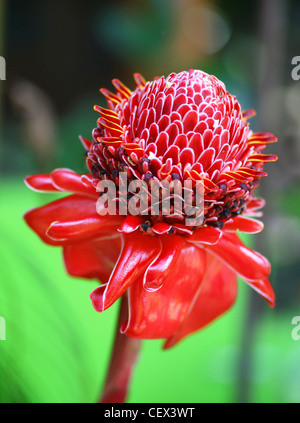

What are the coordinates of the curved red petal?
(151, 222, 172, 235)
(224, 216, 264, 234)
(63, 236, 121, 283)
(24, 194, 108, 245)
(50, 168, 98, 198)
(143, 235, 184, 291)
(90, 284, 107, 312)
(172, 224, 193, 235)
(244, 278, 275, 307)
(46, 214, 122, 242)
(92, 232, 162, 312)
(121, 243, 206, 339)
(187, 226, 222, 245)
(206, 232, 270, 282)
(117, 216, 144, 233)
(243, 209, 263, 218)
(164, 253, 237, 348)
(246, 198, 266, 211)
(25, 174, 60, 192)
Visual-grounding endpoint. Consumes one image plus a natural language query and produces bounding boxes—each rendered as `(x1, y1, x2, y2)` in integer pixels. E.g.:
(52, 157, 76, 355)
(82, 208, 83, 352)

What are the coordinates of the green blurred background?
(1, 0, 300, 403)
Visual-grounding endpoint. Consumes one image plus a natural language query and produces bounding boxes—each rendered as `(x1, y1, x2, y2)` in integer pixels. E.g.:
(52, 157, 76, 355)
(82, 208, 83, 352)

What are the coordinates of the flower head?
(24, 69, 277, 348)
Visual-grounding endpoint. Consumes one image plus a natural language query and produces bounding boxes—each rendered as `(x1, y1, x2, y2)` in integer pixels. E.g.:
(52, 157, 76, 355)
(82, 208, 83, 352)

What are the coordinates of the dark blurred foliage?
(1, 0, 299, 173)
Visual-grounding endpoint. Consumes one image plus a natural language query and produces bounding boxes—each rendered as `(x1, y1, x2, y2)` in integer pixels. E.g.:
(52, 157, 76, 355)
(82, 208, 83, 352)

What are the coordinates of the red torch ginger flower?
(24, 69, 277, 348)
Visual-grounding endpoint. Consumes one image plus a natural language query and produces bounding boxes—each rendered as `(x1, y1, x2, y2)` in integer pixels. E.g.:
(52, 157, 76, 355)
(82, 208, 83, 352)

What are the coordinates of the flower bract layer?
(24, 70, 277, 347)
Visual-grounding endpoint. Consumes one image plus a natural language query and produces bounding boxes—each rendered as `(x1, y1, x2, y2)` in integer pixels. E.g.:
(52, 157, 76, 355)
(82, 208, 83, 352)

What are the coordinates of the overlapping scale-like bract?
(87, 70, 277, 232)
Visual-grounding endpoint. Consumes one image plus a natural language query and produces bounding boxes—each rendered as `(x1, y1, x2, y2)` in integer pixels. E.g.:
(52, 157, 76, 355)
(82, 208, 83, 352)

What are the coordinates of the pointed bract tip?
(90, 286, 106, 313)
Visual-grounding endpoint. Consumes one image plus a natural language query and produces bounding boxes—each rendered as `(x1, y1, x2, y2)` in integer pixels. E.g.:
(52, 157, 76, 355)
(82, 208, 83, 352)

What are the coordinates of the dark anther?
(217, 221, 225, 229)
(214, 205, 222, 213)
(209, 220, 224, 229)
(222, 208, 231, 218)
(168, 227, 175, 235)
(218, 183, 227, 193)
(141, 222, 151, 231)
(172, 173, 180, 180)
(240, 183, 248, 192)
(118, 147, 126, 160)
(144, 172, 153, 182)
(141, 157, 151, 164)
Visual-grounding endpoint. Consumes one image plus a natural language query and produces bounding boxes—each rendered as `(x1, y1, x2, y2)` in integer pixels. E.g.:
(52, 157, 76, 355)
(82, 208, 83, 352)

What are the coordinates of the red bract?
(24, 70, 277, 348)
